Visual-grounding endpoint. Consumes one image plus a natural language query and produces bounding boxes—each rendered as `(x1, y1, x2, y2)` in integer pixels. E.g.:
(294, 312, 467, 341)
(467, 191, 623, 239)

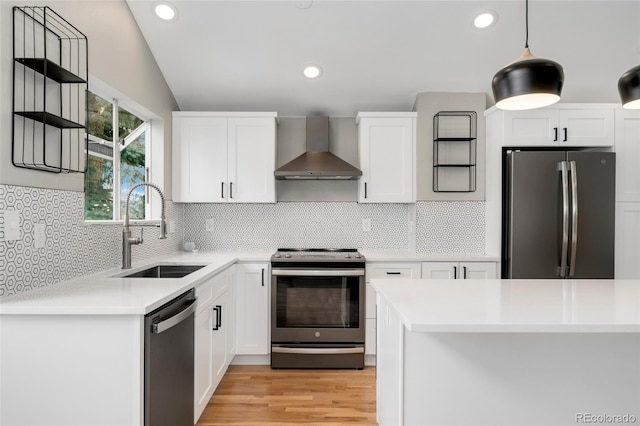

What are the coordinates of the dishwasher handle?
(152, 298, 197, 334)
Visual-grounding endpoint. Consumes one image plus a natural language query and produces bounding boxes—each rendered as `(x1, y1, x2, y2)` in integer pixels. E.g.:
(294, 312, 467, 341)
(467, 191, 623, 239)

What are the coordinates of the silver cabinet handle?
(272, 269, 365, 277)
(568, 160, 578, 277)
(559, 161, 569, 277)
(152, 299, 196, 334)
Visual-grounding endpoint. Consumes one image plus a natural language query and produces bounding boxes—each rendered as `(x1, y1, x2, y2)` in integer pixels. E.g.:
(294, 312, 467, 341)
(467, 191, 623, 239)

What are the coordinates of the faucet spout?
(122, 182, 167, 269)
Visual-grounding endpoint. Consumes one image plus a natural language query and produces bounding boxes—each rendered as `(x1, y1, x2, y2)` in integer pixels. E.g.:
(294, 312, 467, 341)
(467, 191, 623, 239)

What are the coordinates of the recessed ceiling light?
(303, 65, 322, 79)
(473, 11, 497, 29)
(153, 2, 178, 21)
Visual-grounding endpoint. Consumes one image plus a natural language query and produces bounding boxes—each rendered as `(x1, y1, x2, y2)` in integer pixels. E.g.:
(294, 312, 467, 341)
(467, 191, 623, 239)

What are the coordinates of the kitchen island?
(372, 278, 640, 426)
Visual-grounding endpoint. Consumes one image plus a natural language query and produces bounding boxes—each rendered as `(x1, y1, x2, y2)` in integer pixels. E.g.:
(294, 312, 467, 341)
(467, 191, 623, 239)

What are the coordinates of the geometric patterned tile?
(1, 183, 487, 298)
(0, 184, 185, 297)
(183, 202, 410, 252)
(415, 201, 485, 255)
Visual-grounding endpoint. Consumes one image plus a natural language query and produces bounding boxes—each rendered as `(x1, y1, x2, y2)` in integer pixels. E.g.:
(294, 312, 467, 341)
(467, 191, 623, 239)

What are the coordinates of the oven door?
(271, 268, 365, 344)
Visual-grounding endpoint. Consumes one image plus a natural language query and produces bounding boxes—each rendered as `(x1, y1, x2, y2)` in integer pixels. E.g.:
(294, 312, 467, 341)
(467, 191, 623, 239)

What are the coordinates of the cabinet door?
(235, 263, 270, 355)
(194, 305, 215, 421)
(225, 266, 236, 361)
(173, 116, 228, 202)
(615, 202, 640, 278)
(559, 109, 614, 147)
(358, 116, 415, 203)
(227, 117, 276, 203)
(458, 262, 497, 279)
(421, 262, 457, 279)
(211, 291, 229, 390)
(503, 109, 558, 146)
(615, 109, 640, 202)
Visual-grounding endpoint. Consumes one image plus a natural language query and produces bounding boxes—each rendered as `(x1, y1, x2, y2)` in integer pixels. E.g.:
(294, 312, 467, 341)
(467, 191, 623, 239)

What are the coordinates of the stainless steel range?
(270, 248, 366, 369)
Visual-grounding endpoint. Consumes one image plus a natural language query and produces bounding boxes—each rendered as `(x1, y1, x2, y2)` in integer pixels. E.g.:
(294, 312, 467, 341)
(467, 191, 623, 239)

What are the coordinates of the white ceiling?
(126, 0, 640, 116)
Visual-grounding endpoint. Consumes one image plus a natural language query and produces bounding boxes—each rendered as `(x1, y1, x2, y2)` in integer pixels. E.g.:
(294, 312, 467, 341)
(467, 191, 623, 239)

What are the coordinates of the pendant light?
(618, 65, 640, 109)
(491, 0, 564, 110)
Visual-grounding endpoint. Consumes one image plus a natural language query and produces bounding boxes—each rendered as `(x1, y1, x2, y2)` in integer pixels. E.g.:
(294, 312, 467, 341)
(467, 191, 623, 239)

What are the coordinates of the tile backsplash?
(1, 183, 486, 298)
(183, 200, 485, 254)
(183, 202, 411, 251)
(416, 201, 485, 254)
(0, 184, 184, 297)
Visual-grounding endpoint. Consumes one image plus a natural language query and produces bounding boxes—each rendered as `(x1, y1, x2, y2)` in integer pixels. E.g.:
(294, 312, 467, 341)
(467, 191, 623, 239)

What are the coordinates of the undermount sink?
(117, 264, 207, 279)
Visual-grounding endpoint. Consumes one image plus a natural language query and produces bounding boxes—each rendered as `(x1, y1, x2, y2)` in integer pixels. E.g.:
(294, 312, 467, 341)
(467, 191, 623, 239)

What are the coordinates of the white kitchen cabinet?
(357, 112, 417, 203)
(614, 109, 640, 279)
(501, 107, 614, 147)
(615, 109, 640, 202)
(194, 267, 234, 422)
(616, 203, 640, 279)
(172, 112, 277, 203)
(364, 262, 421, 359)
(421, 261, 497, 279)
(235, 262, 270, 355)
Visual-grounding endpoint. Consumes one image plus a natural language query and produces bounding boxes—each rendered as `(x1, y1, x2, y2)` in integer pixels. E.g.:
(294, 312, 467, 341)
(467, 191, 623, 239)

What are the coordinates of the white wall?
(0, 0, 178, 194)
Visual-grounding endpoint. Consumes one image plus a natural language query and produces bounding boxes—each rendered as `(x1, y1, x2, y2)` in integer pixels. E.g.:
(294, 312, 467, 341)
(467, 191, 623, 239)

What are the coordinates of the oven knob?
(345, 254, 351, 258)
(274, 253, 281, 258)
(355, 254, 361, 258)
(285, 253, 291, 258)
(315, 332, 321, 338)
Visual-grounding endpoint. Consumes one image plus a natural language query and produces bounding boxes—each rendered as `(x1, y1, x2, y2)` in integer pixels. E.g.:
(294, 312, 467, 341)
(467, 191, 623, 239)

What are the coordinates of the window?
(85, 91, 151, 221)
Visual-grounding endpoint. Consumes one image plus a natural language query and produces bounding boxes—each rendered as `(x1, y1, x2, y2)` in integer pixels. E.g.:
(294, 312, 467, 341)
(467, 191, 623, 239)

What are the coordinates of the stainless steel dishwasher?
(144, 288, 196, 426)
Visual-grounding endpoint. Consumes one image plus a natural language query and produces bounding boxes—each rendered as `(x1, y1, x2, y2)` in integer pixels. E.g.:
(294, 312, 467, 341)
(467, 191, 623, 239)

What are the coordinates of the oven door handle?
(271, 269, 365, 277)
(271, 346, 365, 355)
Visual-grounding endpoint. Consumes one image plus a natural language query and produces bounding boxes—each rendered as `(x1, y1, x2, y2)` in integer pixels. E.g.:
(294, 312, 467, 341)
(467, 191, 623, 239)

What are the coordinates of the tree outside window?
(85, 91, 149, 221)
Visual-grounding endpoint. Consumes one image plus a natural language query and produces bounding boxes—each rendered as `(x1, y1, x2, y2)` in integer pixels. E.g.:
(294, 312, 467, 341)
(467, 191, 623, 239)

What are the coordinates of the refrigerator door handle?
(559, 161, 569, 277)
(568, 160, 578, 277)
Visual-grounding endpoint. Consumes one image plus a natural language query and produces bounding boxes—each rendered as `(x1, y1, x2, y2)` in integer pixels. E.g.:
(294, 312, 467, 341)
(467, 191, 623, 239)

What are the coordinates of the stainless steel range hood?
(274, 116, 362, 180)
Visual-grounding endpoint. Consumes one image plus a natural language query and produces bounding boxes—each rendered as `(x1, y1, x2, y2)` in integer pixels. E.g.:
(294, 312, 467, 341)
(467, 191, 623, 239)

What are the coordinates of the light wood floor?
(196, 365, 377, 426)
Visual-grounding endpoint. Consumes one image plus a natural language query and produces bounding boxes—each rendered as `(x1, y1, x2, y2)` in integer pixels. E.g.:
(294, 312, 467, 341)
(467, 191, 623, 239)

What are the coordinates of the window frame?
(85, 75, 164, 224)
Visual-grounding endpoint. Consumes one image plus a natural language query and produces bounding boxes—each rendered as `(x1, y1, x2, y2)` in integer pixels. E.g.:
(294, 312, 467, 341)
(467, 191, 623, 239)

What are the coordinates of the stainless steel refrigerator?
(503, 150, 615, 279)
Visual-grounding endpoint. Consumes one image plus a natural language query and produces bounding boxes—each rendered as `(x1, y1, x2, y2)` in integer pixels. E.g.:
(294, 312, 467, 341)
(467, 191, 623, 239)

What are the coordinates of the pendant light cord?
(524, 0, 529, 48)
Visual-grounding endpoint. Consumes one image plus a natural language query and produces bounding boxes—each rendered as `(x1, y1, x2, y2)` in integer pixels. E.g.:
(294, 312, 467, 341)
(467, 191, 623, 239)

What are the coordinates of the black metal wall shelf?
(15, 58, 87, 84)
(433, 111, 477, 193)
(12, 6, 88, 174)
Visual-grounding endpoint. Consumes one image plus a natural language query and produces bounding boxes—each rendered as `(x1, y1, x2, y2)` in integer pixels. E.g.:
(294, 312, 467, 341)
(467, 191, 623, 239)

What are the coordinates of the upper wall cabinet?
(499, 106, 614, 147)
(356, 112, 416, 203)
(172, 112, 277, 203)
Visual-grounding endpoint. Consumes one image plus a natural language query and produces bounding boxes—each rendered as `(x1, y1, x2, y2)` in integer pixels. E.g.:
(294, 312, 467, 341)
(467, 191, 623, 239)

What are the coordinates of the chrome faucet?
(122, 182, 167, 269)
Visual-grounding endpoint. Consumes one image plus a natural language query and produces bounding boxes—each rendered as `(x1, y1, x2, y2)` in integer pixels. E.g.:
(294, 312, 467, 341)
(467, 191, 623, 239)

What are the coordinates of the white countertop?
(0, 251, 272, 316)
(371, 278, 640, 333)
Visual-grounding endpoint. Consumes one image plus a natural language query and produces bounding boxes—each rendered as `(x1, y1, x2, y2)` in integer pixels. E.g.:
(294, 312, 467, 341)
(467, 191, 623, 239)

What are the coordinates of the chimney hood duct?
(274, 116, 362, 180)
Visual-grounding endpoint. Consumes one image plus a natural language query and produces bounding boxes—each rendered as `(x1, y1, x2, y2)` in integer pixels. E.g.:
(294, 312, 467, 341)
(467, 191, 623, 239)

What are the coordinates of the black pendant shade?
(492, 49, 564, 110)
(618, 65, 640, 109)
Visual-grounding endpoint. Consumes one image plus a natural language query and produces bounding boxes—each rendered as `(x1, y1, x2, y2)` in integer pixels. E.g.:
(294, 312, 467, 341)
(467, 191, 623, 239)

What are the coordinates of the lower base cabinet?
(421, 261, 497, 279)
(235, 262, 270, 355)
(194, 266, 235, 422)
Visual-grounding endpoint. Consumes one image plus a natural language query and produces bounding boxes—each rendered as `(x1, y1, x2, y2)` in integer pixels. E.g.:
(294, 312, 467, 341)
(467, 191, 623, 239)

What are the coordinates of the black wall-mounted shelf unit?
(433, 111, 477, 193)
(12, 6, 88, 174)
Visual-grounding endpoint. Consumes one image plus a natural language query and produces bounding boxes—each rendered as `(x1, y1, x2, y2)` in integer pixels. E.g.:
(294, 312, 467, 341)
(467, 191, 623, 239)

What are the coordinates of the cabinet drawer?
(366, 263, 421, 281)
(196, 268, 230, 313)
